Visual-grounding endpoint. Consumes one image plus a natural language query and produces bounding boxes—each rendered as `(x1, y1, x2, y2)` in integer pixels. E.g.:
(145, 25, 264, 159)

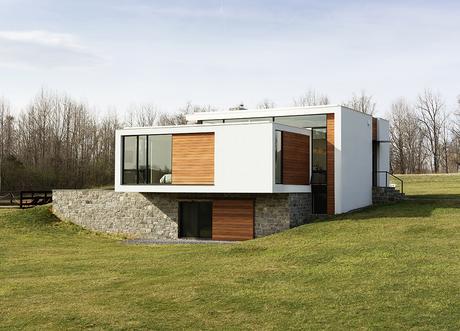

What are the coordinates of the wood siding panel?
(212, 200, 254, 241)
(327, 114, 335, 215)
(372, 117, 377, 141)
(282, 132, 310, 185)
(172, 133, 214, 185)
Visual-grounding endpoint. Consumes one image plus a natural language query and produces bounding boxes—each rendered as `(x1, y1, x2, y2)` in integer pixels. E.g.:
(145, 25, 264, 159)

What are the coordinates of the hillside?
(397, 173, 460, 199)
(1, 201, 460, 330)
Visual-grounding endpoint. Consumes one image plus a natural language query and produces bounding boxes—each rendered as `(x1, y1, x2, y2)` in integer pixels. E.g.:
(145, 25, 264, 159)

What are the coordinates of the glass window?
(202, 119, 224, 124)
(312, 128, 327, 172)
(123, 136, 137, 184)
(275, 131, 282, 184)
(179, 201, 212, 239)
(138, 136, 147, 184)
(224, 117, 273, 123)
(148, 135, 172, 184)
(274, 115, 326, 128)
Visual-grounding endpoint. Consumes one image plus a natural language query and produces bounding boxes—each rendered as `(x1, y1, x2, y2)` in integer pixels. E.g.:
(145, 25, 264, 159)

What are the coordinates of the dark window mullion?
(136, 136, 139, 184)
(281, 132, 283, 184)
(121, 137, 125, 184)
(146, 135, 149, 184)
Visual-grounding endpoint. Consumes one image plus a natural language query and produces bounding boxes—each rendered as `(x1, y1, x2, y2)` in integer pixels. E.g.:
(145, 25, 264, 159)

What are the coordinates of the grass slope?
(395, 173, 460, 199)
(1, 203, 460, 330)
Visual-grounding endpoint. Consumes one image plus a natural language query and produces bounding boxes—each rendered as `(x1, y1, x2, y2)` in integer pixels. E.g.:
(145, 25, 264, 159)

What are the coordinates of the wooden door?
(212, 200, 254, 241)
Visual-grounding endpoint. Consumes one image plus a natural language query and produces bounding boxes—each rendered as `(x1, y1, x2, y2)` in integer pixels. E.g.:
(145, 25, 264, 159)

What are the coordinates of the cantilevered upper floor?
(115, 121, 311, 194)
(115, 104, 390, 215)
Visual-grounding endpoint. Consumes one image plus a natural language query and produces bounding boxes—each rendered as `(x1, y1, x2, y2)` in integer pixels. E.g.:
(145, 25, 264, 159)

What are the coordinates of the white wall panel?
(337, 107, 373, 212)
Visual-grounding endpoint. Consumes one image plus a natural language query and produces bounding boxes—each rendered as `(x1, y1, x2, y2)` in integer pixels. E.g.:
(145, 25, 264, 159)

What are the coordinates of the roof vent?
(229, 103, 247, 111)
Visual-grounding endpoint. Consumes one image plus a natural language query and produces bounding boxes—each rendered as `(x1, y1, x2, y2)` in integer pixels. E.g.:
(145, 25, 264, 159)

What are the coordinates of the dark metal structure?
(19, 191, 52, 208)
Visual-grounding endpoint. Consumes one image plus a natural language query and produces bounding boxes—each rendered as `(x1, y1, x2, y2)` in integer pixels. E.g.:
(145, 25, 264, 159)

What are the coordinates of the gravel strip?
(123, 238, 237, 245)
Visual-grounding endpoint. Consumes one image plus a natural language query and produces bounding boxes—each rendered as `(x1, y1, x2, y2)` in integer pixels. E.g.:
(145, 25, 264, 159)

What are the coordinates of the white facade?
(116, 105, 391, 215)
(337, 108, 373, 213)
(115, 121, 311, 194)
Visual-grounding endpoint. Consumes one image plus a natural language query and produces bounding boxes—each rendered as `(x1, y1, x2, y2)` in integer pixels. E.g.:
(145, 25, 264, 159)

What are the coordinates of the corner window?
(275, 131, 282, 184)
(122, 135, 172, 185)
(123, 136, 137, 184)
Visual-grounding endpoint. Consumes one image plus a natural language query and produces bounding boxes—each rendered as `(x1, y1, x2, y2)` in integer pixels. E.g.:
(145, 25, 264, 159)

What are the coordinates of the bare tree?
(293, 89, 329, 107)
(452, 96, 460, 171)
(440, 112, 451, 173)
(125, 104, 159, 127)
(0, 98, 13, 192)
(345, 90, 376, 115)
(257, 99, 276, 109)
(389, 98, 430, 174)
(158, 102, 216, 126)
(389, 99, 409, 173)
(416, 89, 446, 173)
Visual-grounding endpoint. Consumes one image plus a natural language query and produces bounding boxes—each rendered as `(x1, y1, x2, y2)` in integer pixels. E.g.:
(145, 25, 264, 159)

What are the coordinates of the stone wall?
(289, 193, 312, 227)
(53, 190, 179, 239)
(254, 193, 311, 237)
(372, 187, 406, 204)
(53, 190, 312, 240)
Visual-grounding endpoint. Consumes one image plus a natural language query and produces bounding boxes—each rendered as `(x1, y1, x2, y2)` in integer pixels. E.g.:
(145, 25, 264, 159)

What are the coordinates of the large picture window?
(274, 114, 326, 128)
(123, 136, 137, 184)
(148, 135, 172, 184)
(275, 130, 282, 184)
(122, 135, 172, 185)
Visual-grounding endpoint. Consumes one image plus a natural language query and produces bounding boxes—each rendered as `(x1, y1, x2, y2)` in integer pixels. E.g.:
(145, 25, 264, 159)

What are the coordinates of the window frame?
(275, 130, 283, 184)
(121, 134, 173, 185)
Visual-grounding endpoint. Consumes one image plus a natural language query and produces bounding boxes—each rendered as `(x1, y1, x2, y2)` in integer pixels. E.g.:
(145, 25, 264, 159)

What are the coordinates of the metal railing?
(375, 171, 404, 194)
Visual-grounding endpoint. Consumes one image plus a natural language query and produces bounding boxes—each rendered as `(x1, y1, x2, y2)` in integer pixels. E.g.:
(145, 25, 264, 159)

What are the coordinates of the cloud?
(0, 30, 103, 68)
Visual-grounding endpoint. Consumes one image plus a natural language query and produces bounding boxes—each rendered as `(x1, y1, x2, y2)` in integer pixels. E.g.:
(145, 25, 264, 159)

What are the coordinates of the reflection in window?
(224, 117, 273, 123)
(148, 135, 172, 184)
(202, 119, 224, 124)
(138, 136, 147, 184)
(122, 135, 172, 185)
(123, 136, 138, 184)
(274, 115, 326, 128)
(312, 128, 327, 172)
(275, 131, 282, 184)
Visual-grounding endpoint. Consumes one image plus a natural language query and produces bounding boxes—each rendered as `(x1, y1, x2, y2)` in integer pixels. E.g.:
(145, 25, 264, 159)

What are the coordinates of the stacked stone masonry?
(53, 190, 312, 240)
(372, 187, 406, 204)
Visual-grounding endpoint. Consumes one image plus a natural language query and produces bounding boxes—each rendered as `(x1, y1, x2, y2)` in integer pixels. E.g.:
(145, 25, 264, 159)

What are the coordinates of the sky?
(0, 0, 459, 117)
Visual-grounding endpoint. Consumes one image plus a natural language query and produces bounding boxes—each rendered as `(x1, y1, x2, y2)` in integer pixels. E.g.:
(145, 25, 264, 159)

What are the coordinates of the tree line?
(0, 89, 195, 191)
(0, 88, 458, 191)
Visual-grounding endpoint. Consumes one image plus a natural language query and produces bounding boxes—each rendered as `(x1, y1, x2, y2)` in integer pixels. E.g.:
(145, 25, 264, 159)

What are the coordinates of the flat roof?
(118, 120, 310, 136)
(185, 104, 376, 122)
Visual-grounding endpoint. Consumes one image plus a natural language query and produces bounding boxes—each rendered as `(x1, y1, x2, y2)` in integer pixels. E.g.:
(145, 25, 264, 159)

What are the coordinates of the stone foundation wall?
(53, 190, 312, 239)
(254, 193, 311, 237)
(372, 187, 405, 204)
(289, 193, 312, 227)
(53, 190, 179, 239)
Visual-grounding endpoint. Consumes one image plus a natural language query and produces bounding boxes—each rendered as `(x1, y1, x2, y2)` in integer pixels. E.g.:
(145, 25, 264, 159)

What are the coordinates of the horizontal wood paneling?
(282, 132, 310, 185)
(372, 117, 377, 141)
(212, 200, 254, 241)
(172, 133, 214, 185)
(327, 114, 335, 215)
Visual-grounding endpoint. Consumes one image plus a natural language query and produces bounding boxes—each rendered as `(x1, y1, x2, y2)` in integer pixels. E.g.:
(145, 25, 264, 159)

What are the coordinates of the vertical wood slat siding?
(212, 200, 254, 241)
(327, 114, 335, 215)
(282, 132, 310, 185)
(172, 133, 214, 185)
(372, 118, 377, 141)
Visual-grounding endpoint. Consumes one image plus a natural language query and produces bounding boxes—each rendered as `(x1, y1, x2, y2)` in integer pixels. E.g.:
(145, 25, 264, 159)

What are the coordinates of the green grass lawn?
(394, 173, 460, 199)
(1, 202, 460, 330)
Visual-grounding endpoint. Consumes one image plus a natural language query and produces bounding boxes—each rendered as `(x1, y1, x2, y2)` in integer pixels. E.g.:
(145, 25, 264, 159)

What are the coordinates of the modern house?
(107, 105, 390, 241)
